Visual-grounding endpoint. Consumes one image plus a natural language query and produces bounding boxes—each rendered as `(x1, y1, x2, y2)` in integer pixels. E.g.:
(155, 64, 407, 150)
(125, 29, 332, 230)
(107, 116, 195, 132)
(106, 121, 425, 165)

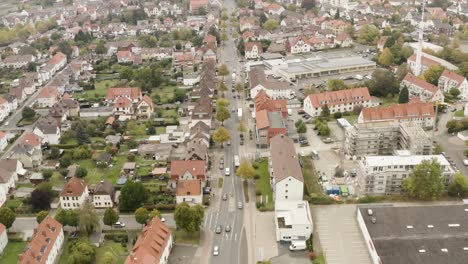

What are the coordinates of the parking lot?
(312, 205, 371, 264)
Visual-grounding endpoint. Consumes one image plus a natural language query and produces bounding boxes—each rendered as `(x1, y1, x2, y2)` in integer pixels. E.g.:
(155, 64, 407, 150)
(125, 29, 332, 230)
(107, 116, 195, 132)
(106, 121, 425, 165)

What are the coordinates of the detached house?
(1, 54, 35, 69)
(245, 42, 262, 60)
(0, 159, 23, 207)
(9, 133, 43, 168)
(136, 95, 154, 119)
(176, 179, 202, 205)
(33, 116, 61, 145)
(106, 87, 142, 104)
(59, 177, 89, 209)
(438, 70, 468, 100)
(92, 180, 114, 208)
(170, 160, 206, 181)
(401, 73, 444, 103)
(286, 36, 311, 54)
(37, 86, 59, 108)
(18, 217, 64, 264)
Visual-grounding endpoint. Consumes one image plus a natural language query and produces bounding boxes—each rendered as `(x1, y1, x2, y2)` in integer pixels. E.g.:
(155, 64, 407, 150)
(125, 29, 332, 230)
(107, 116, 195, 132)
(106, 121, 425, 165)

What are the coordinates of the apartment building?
(345, 121, 432, 157)
(438, 70, 468, 100)
(59, 177, 89, 209)
(256, 110, 287, 148)
(401, 73, 444, 103)
(357, 151, 454, 194)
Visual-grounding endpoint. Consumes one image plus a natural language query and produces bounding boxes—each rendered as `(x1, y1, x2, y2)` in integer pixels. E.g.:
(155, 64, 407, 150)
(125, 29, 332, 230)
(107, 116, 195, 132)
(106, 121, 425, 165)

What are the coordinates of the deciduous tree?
(216, 106, 231, 124)
(103, 208, 119, 229)
(358, 25, 380, 45)
(135, 207, 149, 226)
(149, 208, 162, 220)
(378, 48, 393, 67)
(36, 211, 48, 223)
(327, 79, 346, 91)
(403, 159, 444, 200)
(0, 207, 16, 229)
(448, 172, 468, 197)
(22, 107, 36, 120)
(174, 203, 204, 233)
(213, 127, 231, 146)
(423, 65, 445, 85)
(78, 202, 99, 235)
(119, 182, 148, 211)
(236, 160, 256, 180)
(218, 64, 229, 79)
(263, 19, 279, 32)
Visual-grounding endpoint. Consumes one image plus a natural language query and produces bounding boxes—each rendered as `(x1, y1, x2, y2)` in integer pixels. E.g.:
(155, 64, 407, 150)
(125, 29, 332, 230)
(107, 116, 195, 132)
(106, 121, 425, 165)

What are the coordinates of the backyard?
(151, 86, 185, 104)
(171, 229, 200, 245)
(301, 157, 323, 195)
(78, 155, 127, 185)
(73, 79, 120, 100)
(254, 158, 274, 210)
(0, 241, 27, 263)
(95, 240, 128, 264)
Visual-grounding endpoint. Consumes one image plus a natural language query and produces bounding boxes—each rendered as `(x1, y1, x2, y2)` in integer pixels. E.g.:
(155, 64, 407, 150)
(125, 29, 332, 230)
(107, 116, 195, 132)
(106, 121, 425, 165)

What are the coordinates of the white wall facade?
(45, 229, 64, 264)
(93, 194, 113, 208)
(274, 177, 304, 201)
(356, 209, 380, 264)
(176, 194, 203, 205)
(60, 186, 89, 209)
(0, 228, 7, 254)
(250, 85, 293, 100)
(304, 96, 376, 117)
(158, 234, 173, 264)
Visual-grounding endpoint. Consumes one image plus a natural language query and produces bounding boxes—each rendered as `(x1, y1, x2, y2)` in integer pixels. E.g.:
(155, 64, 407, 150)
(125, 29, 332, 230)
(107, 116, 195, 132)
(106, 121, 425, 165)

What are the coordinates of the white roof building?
(274, 200, 313, 242)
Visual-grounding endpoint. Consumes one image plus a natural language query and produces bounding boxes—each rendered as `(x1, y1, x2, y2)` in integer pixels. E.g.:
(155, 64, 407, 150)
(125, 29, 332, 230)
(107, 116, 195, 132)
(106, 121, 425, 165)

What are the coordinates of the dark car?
(203, 187, 212, 195)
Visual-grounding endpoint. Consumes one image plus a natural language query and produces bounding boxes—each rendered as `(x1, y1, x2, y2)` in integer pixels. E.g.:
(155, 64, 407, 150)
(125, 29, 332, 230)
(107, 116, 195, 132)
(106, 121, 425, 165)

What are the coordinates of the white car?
(225, 167, 230, 176)
(213, 246, 219, 256)
(463, 159, 468, 166)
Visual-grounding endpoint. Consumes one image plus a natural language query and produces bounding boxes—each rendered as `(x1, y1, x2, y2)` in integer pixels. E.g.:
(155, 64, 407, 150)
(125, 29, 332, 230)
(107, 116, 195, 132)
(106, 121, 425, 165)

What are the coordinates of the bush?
(307, 252, 317, 260)
(49, 144, 79, 149)
(306, 233, 314, 251)
(254, 174, 260, 180)
(333, 112, 342, 119)
(154, 204, 176, 211)
(309, 194, 335, 205)
(8, 236, 24, 242)
(255, 190, 262, 196)
(104, 233, 128, 243)
(357, 195, 384, 203)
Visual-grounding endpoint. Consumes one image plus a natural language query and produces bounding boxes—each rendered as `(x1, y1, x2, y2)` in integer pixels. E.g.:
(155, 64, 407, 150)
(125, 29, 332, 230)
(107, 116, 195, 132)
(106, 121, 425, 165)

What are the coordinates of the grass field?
(255, 159, 274, 209)
(74, 79, 119, 100)
(95, 240, 128, 264)
(455, 110, 464, 117)
(155, 126, 166, 134)
(79, 155, 127, 184)
(301, 156, 322, 195)
(0, 241, 27, 263)
(151, 86, 178, 103)
(171, 229, 200, 245)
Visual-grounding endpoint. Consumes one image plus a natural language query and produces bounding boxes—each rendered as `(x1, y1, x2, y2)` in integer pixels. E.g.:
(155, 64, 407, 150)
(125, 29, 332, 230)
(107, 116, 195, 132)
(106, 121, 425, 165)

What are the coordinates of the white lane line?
(234, 233, 237, 241)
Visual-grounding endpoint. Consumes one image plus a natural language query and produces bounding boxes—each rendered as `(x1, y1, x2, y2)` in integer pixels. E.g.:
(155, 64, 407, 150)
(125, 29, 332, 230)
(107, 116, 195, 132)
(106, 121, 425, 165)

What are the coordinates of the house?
(0, 132, 7, 151)
(114, 97, 134, 119)
(303, 87, 376, 117)
(1, 54, 35, 69)
(265, 2, 285, 16)
(117, 50, 134, 64)
(9, 133, 43, 168)
(18, 217, 64, 264)
(37, 86, 59, 108)
(59, 177, 89, 209)
(358, 100, 435, 129)
(189, 0, 209, 14)
(239, 17, 257, 32)
(323, 19, 347, 34)
(256, 110, 287, 148)
(189, 121, 211, 145)
(275, 200, 313, 242)
(48, 52, 67, 73)
(176, 179, 202, 205)
(106, 87, 142, 104)
(0, 98, 9, 122)
(0, 159, 23, 207)
(269, 135, 304, 201)
(438, 70, 468, 100)
(186, 138, 209, 161)
(0, 224, 7, 255)
(170, 160, 206, 181)
(136, 95, 154, 119)
(286, 36, 311, 54)
(125, 217, 173, 264)
(249, 67, 293, 99)
(190, 97, 212, 128)
(33, 116, 61, 145)
(245, 42, 262, 60)
(334, 32, 353, 48)
(203, 34, 217, 47)
(401, 73, 444, 103)
(96, 152, 113, 166)
(123, 162, 137, 175)
(92, 180, 114, 208)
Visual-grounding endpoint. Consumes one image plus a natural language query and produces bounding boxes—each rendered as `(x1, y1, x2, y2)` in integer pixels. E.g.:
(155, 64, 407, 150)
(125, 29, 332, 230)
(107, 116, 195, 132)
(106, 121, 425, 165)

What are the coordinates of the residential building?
(190, 97, 212, 128)
(249, 67, 293, 99)
(358, 100, 435, 129)
(275, 200, 313, 242)
(176, 179, 202, 205)
(92, 180, 114, 208)
(36, 86, 59, 108)
(0, 99, 9, 123)
(136, 95, 154, 119)
(105, 87, 142, 104)
(59, 177, 89, 209)
(245, 42, 262, 60)
(0, 132, 7, 151)
(345, 121, 432, 157)
(269, 135, 304, 201)
(9, 133, 43, 168)
(33, 116, 61, 145)
(401, 73, 444, 103)
(256, 110, 287, 148)
(18, 216, 64, 264)
(0, 223, 6, 255)
(1, 54, 35, 69)
(126, 217, 173, 264)
(254, 90, 288, 118)
(357, 151, 454, 194)
(438, 70, 468, 100)
(0, 159, 23, 207)
(303, 87, 376, 117)
(170, 160, 206, 181)
(189, 0, 209, 14)
(357, 205, 468, 264)
(185, 138, 208, 161)
(286, 36, 311, 54)
(407, 52, 458, 75)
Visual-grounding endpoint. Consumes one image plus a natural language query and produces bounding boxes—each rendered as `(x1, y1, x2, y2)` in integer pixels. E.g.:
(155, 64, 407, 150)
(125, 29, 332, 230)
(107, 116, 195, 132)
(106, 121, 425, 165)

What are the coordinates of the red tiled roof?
(115, 97, 132, 108)
(306, 87, 371, 108)
(21, 132, 41, 147)
(244, 42, 262, 52)
(254, 90, 287, 116)
(126, 217, 171, 264)
(361, 101, 435, 122)
(170, 160, 206, 178)
(203, 34, 217, 44)
(137, 95, 154, 108)
(48, 52, 66, 65)
(440, 69, 465, 84)
(403, 73, 439, 94)
(0, 131, 6, 139)
(60, 177, 87, 197)
(176, 179, 201, 196)
(106, 87, 142, 100)
(256, 109, 270, 129)
(18, 216, 63, 264)
(38, 86, 58, 98)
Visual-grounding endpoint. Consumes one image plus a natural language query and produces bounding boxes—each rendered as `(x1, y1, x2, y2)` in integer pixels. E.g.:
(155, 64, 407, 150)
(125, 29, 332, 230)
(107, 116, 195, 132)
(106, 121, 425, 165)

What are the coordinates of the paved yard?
(254, 211, 278, 262)
(312, 205, 371, 264)
(168, 245, 198, 264)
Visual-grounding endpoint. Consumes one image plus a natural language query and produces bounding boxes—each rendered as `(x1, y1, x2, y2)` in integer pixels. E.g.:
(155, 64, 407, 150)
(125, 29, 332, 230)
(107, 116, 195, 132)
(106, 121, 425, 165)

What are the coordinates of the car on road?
(323, 138, 333, 143)
(113, 222, 125, 228)
(225, 167, 230, 176)
(227, 140, 231, 146)
(203, 187, 212, 195)
(222, 193, 228, 201)
(215, 225, 222, 234)
(213, 246, 219, 256)
(225, 225, 231, 232)
(464, 159, 468, 166)
(238, 202, 243, 209)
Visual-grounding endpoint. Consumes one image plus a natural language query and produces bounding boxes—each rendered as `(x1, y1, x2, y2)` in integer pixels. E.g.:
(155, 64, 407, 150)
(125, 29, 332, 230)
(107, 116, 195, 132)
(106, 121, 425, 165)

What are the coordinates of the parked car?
(323, 138, 333, 143)
(222, 193, 228, 201)
(225, 167, 230, 176)
(114, 222, 125, 228)
(238, 202, 243, 209)
(464, 159, 468, 166)
(203, 187, 212, 195)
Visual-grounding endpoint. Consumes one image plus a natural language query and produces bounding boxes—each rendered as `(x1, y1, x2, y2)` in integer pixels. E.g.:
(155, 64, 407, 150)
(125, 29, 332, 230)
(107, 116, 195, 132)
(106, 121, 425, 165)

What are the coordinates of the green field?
(151, 86, 178, 103)
(455, 110, 464, 117)
(255, 159, 274, 209)
(0, 241, 27, 263)
(79, 155, 127, 185)
(95, 240, 128, 264)
(171, 229, 200, 245)
(74, 79, 120, 100)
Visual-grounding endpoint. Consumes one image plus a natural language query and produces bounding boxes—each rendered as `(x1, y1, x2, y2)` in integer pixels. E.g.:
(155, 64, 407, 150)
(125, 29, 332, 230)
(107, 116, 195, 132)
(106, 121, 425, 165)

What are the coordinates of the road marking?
(234, 233, 237, 241)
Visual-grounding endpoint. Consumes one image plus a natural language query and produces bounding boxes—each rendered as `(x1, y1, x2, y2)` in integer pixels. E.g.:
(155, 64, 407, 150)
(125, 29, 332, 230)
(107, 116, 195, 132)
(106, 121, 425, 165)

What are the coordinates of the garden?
(253, 158, 274, 211)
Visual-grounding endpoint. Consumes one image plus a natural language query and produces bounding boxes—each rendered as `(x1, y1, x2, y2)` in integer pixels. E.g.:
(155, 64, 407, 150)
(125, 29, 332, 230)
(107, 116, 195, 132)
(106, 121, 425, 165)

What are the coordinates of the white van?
(289, 240, 307, 251)
(311, 150, 319, 160)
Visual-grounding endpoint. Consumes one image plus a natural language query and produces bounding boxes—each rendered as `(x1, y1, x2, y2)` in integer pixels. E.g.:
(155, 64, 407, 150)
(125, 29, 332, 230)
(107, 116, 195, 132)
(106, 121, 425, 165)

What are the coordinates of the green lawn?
(380, 95, 398, 106)
(155, 127, 166, 135)
(255, 159, 274, 209)
(4, 198, 23, 209)
(49, 172, 66, 188)
(95, 240, 128, 264)
(161, 109, 178, 118)
(126, 120, 148, 136)
(74, 79, 119, 100)
(171, 229, 200, 245)
(455, 110, 464, 117)
(16, 182, 33, 188)
(0, 241, 27, 263)
(301, 157, 323, 195)
(218, 177, 224, 188)
(79, 155, 127, 184)
(151, 86, 181, 103)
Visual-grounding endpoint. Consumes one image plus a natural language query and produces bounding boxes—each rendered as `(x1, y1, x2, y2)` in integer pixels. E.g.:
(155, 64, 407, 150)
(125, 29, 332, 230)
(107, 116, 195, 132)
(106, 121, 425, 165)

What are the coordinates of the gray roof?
(36, 116, 59, 134)
(94, 180, 114, 195)
(267, 112, 285, 129)
(269, 135, 303, 183)
(358, 205, 468, 264)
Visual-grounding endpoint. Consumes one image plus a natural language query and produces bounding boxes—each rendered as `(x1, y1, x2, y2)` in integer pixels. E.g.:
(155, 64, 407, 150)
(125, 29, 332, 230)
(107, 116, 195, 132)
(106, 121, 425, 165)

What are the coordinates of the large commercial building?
(345, 121, 432, 157)
(357, 205, 468, 264)
(357, 151, 454, 194)
(270, 55, 376, 81)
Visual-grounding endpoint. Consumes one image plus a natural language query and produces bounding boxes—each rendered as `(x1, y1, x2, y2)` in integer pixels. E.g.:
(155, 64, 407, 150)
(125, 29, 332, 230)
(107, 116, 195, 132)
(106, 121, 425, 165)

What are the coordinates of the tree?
(75, 167, 88, 178)
(213, 127, 231, 146)
(36, 211, 48, 224)
(218, 64, 229, 79)
(216, 106, 231, 124)
(345, 25, 355, 39)
(297, 122, 307, 134)
(216, 98, 230, 108)
(433, 144, 443, 155)
(174, 203, 204, 233)
(78, 202, 99, 235)
(120, 66, 134, 80)
(448, 172, 468, 197)
(368, 69, 399, 97)
(95, 43, 107, 54)
(119, 182, 148, 211)
(49, 147, 60, 159)
(378, 48, 393, 67)
(263, 19, 279, 32)
(449, 88, 461, 98)
(218, 82, 228, 95)
(327, 79, 346, 91)
(102, 252, 115, 264)
(396, 63, 408, 82)
(135, 207, 149, 226)
(238, 122, 247, 133)
(358, 25, 380, 45)
(149, 208, 162, 220)
(103, 208, 119, 229)
(235, 82, 244, 93)
(31, 188, 52, 210)
(0, 207, 16, 229)
(22, 106, 36, 120)
(67, 210, 79, 229)
(67, 239, 96, 264)
(334, 9, 340, 19)
(76, 124, 90, 145)
(402, 159, 444, 200)
(321, 104, 330, 118)
(42, 169, 53, 181)
(236, 160, 256, 180)
(237, 38, 245, 55)
(398, 86, 409, 103)
(138, 34, 158, 48)
(55, 208, 68, 225)
(423, 65, 444, 85)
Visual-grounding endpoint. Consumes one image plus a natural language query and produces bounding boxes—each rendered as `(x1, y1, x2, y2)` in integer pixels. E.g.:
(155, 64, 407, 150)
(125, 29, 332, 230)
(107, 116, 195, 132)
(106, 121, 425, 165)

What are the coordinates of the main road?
(206, 0, 248, 263)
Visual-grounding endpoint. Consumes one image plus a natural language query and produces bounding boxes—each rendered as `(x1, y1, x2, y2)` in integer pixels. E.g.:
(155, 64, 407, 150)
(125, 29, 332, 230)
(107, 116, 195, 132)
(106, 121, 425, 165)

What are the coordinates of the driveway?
(254, 212, 278, 262)
(312, 205, 371, 264)
(168, 244, 198, 264)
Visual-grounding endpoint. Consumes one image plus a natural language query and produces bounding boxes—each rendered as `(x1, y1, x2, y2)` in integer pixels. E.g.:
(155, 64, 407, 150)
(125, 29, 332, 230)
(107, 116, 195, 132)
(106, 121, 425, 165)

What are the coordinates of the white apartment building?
(401, 73, 445, 103)
(438, 70, 468, 101)
(245, 42, 262, 60)
(287, 36, 311, 54)
(0, 224, 7, 255)
(275, 200, 313, 241)
(59, 177, 89, 209)
(304, 87, 377, 117)
(358, 151, 454, 195)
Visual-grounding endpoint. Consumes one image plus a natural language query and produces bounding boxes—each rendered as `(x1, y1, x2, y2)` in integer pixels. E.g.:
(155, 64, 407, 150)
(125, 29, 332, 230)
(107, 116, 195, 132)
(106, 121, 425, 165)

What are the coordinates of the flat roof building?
(275, 200, 313, 242)
(357, 204, 468, 264)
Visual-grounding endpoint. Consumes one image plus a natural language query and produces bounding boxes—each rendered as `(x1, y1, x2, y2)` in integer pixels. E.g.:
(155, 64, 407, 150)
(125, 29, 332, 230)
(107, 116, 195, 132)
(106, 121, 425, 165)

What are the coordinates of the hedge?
(49, 144, 79, 149)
